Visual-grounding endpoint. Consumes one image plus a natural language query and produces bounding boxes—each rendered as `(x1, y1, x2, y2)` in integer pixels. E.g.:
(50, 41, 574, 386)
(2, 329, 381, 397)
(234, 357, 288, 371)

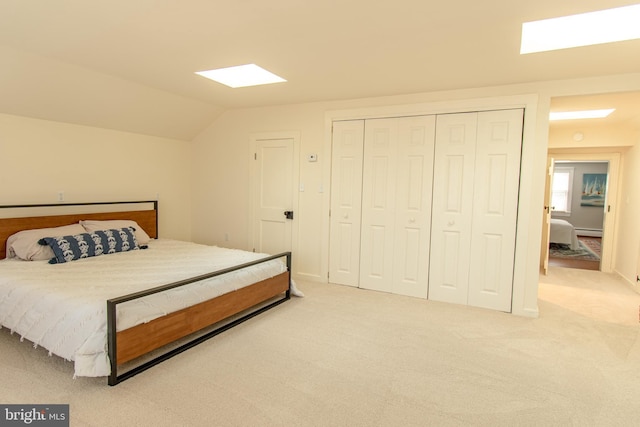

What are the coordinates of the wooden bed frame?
(0, 201, 291, 385)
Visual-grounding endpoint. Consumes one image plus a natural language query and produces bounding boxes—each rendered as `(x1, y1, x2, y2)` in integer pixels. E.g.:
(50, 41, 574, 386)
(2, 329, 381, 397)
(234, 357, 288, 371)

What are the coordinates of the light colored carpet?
(1, 268, 639, 426)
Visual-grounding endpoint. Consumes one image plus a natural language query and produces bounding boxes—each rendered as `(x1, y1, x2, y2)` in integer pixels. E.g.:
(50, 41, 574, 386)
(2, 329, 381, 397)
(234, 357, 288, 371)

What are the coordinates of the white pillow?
(80, 220, 151, 245)
(6, 224, 87, 261)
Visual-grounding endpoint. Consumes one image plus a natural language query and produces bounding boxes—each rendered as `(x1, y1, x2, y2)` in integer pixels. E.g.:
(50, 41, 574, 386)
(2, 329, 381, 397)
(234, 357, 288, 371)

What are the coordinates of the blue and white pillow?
(39, 227, 140, 264)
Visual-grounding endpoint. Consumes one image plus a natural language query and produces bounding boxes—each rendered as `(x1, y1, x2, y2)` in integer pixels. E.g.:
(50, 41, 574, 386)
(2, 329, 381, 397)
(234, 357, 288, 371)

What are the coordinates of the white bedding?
(0, 239, 287, 378)
(550, 218, 580, 250)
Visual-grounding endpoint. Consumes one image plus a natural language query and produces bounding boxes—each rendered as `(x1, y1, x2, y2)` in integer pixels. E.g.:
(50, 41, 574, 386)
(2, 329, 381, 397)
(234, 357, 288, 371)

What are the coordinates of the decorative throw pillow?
(39, 227, 140, 264)
(6, 224, 87, 260)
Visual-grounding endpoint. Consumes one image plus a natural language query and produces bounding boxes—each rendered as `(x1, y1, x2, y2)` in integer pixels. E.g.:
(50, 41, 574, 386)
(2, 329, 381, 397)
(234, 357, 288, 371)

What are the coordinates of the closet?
(329, 109, 523, 312)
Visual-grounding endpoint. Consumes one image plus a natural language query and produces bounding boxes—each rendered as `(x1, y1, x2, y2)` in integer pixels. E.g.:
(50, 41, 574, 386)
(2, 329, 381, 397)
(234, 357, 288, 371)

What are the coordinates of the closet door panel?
(393, 115, 435, 298)
(329, 120, 365, 287)
(468, 109, 523, 311)
(429, 113, 477, 304)
(360, 119, 398, 292)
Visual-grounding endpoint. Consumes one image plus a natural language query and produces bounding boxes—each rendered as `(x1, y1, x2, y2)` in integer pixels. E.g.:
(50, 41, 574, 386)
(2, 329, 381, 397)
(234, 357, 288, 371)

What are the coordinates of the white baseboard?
(614, 269, 640, 295)
(293, 272, 325, 283)
(575, 228, 602, 237)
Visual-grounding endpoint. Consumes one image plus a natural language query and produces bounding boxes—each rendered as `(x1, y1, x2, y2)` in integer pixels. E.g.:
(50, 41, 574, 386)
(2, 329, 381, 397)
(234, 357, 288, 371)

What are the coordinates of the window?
(551, 167, 574, 215)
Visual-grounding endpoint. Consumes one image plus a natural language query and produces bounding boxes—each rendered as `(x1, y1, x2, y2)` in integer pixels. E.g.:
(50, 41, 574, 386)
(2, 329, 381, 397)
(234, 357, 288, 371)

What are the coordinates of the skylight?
(520, 4, 640, 54)
(549, 109, 615, 121)
(195, 64, 286, 88)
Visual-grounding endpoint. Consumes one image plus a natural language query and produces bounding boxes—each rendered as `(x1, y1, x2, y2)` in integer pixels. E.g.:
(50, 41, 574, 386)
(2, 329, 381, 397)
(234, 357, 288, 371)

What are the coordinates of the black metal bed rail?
(107, 251, 292, 386)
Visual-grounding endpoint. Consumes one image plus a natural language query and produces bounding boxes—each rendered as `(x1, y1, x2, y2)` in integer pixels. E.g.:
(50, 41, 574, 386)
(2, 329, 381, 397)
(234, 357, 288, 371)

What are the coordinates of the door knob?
(284, 211, 294, 220)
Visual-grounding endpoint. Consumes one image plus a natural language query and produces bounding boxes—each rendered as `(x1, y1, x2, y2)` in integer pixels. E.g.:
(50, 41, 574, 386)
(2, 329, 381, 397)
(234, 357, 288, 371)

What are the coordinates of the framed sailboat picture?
(581, 173, 607, 207)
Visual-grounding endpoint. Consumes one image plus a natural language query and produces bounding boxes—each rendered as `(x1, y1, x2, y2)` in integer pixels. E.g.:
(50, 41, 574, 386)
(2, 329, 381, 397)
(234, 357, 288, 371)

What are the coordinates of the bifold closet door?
(468, 109, 523, 311)
(359, 116, 435, 298)
(428, 113, 478, 305)
(429, 109, 523, 312)
(328, 120, 365, 287)
(358, 118, 398, 293)
(392, 116, 436, 298)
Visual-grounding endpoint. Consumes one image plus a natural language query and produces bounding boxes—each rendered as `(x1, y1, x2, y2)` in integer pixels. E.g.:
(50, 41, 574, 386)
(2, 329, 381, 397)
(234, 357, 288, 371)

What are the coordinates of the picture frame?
(581, 173, 607, 207)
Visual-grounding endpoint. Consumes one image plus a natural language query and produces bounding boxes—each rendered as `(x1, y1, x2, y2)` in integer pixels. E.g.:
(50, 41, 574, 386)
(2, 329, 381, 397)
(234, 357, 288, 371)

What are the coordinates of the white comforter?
(0, 239, 287, 377)
(550, 218, 580, 250)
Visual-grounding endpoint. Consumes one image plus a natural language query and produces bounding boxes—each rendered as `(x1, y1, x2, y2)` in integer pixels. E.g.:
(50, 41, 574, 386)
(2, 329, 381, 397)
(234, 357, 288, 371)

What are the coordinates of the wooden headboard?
(0, 201, 158, 259)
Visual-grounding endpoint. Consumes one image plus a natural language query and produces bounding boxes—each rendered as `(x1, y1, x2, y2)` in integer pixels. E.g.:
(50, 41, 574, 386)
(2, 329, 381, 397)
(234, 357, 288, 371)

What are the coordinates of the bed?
(549, 218, 580, 250)
(0, 201, 292, 385)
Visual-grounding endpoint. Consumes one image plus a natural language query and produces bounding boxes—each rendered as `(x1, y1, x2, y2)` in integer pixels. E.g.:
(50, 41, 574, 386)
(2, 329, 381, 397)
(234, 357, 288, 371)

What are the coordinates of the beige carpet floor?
(1, 267, 639, 426)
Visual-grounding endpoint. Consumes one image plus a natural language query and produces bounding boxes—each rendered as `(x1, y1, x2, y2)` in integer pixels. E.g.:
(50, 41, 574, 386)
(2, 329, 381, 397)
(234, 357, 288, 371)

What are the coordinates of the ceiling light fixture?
(520, 4, 640, 54)
(195, 64, 286, 88)
(549, 109, 615, 121)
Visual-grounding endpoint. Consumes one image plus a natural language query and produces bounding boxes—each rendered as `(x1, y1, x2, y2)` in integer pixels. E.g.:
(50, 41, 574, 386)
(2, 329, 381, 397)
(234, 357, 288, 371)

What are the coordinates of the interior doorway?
(541, 151, 620, 274)
(547, 160, 607, 271)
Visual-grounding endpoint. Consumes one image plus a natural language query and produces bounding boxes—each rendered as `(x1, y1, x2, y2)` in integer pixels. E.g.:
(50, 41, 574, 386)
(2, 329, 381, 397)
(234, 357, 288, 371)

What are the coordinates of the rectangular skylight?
(521, 4, 640, 54)
(195, 64, 286, 88)
(549, 109, 615, 121)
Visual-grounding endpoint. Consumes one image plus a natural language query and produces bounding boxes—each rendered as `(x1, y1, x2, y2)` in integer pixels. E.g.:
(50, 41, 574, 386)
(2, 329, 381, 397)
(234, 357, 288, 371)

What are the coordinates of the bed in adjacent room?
(549, 218, 580, 250)
(0, 201, 292, 385)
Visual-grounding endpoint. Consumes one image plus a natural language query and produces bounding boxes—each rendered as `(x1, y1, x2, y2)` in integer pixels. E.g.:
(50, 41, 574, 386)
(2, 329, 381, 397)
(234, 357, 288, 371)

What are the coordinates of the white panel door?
(252, 139, 295, 255)
(429, 113, 478, 305)
(329, 120, 365, 287)
(359, 118, 398, 292)
(392, 115, 436, 298)
(468, 109, 523, 311)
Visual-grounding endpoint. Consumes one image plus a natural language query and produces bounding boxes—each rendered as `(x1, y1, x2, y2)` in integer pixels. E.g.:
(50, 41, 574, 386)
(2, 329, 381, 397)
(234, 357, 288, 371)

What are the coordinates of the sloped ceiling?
(1, 0, 640, 140)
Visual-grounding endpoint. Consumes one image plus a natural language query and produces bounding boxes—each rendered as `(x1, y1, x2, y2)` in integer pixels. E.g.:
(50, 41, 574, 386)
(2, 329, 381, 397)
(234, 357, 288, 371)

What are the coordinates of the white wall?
(616, 135, 640, 288)
(549, 120, 640, 287)
(190, 104, 326, 280)
(4, 73, 639, 316)
(190, 72, 640, 317)
(0, 113, 192, 240)
(549, 125, 636, 149)
(190, 93, 546, 316)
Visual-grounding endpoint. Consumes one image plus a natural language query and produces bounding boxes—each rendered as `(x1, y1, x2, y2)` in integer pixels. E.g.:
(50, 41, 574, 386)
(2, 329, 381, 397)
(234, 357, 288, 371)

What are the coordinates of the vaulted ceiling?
(1, 1, 639, 140)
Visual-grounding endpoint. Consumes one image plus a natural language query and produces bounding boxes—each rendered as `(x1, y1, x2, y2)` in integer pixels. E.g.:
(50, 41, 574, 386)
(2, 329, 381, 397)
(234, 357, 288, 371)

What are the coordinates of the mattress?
(0, 239, 287, 377)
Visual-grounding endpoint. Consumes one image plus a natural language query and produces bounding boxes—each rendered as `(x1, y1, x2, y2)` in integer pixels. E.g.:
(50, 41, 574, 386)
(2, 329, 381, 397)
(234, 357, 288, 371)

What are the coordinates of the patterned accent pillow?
(38, 227, 140, 264)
